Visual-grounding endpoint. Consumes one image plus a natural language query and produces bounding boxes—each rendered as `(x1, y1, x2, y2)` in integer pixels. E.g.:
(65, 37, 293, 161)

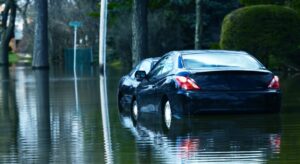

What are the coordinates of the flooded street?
(0, 66, 300, 163)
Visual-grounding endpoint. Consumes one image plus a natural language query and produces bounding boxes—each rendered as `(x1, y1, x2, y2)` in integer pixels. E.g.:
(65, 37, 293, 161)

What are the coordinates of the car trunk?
(189, 70, 274, 91)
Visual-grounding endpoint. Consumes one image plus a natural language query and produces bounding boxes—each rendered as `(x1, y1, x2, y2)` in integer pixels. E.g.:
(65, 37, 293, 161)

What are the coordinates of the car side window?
(129, 63, 141, 78)
(148, 58, 167, 79)
(139, 60, 152, 74)
(148, 55, 173, 79)
(161, 56, 174, 75)
(130, 60, 152, 79)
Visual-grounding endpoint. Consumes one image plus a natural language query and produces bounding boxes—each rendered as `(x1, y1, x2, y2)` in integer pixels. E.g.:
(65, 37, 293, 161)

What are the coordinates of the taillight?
(268, 75, 280, 89)
(175, 76, 200, 90)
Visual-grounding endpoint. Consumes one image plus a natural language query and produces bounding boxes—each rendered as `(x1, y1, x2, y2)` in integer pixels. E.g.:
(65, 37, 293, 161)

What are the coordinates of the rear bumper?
(170, 90, 281, 115)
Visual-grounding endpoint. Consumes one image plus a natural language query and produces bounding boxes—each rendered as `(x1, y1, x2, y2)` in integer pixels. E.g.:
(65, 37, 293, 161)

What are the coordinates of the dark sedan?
(135, 50, 281, 129)
(118, 57, 160, 122)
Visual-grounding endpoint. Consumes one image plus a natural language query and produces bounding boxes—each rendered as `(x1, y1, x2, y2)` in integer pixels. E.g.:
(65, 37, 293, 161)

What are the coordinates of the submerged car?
(134, 50, 281, 129)
(118, 57, 160, 122)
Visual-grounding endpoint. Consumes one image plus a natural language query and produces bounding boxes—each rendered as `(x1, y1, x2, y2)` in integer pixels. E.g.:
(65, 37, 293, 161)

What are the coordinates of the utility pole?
(99, 1, 112, 164)
(99, 0, 108, 73)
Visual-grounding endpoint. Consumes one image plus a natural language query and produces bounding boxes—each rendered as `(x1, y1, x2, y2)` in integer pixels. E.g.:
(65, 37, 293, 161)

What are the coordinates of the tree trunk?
(0, 0, 17, 66)
(132, 0, 148, 67)
(195, 0, 203, 49)
(32, 0, 49, 68)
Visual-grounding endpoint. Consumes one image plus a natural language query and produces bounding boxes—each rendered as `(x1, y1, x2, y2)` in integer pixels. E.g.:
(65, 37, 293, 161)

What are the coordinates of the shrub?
(287, 0, 300, 13)
(220, 5, 300, 66)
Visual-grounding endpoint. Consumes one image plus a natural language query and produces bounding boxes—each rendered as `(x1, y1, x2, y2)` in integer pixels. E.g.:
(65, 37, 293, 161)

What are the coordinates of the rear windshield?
(182, 53, 263, 69)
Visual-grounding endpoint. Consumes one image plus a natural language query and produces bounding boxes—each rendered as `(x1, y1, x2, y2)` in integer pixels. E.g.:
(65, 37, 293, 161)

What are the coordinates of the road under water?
(0, 66, 300, 163)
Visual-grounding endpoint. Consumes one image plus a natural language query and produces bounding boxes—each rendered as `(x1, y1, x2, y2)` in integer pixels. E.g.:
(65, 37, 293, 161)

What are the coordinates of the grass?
(9, 52, 20, 64)
(8, 52, 32, 64)
(109, 60, 122, 70)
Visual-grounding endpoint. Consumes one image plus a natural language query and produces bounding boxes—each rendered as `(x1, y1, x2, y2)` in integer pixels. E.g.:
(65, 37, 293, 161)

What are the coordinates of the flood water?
(0, 66, 300, 163)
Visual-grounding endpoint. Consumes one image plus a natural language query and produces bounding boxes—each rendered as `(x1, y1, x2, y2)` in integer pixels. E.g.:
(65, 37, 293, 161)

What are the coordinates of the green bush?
(239, 0, 285, 6)
(287, 0, 300, 13)
(220, 5, 300, 67)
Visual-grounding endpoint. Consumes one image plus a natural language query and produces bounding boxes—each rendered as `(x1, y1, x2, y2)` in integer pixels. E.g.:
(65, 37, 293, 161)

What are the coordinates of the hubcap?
(132, 101, 138, 121)
(164, 101, 172, 129)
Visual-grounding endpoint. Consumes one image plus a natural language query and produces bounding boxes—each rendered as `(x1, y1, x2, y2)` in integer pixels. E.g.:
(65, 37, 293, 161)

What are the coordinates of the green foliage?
(103, 0, 238, 69)
(209, 42, 221, 49)
(9, 52, 19, 64)
(287, 0, 300, 13)
(239, 0, 285, 6)
(220, 5, 300, 66)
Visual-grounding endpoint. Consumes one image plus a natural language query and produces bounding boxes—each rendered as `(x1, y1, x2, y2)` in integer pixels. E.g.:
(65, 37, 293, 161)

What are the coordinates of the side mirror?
(135, 70, 147, 81)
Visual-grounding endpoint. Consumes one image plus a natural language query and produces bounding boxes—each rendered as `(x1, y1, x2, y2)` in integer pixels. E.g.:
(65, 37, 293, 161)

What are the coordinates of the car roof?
(143, 57, 160, 62)
(175, 50, 248, 56)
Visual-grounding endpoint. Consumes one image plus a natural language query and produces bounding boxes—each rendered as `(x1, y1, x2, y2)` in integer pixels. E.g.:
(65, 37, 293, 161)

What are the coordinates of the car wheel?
(163, 100, 172, 130)
(131, 100, 138, 123)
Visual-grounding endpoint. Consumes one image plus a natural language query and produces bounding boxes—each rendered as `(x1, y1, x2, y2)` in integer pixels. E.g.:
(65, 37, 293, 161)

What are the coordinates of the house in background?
(0, 4, 24, 53)
(10, 16, 24, 52)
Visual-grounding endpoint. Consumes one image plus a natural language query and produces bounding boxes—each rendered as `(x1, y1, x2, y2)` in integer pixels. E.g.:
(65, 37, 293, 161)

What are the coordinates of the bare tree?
(195, 0, 203, 49)
(32, 0, 48, 68)
(132, 0, 148, 66)
(47, 0, 99, 63)
(0, 0, 17, 66)
(17, 0, 31, 27)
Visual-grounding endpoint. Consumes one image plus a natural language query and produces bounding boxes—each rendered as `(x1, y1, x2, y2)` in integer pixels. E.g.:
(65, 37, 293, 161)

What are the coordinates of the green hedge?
(287, 0, 300, 13)
(239, 0, 285, 6)
(220, 5, 300, 66)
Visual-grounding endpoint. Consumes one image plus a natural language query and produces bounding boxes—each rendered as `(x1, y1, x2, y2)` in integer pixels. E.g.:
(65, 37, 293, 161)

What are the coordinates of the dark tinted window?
(182, 53, 262, 69)
(129, 60, 153, 78)
(139, 60, 152, 74)
(149, 56, 173, 78)
(129, 63, 141, 78)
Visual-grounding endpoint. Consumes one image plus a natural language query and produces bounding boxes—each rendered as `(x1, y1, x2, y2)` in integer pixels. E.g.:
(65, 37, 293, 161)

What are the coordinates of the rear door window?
(149, 55, 173, 78)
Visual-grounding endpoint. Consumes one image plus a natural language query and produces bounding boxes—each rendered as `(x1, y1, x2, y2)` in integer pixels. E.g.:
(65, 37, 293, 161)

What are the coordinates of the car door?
(120, 60, 152, 109)
(137, 55, 174, 113)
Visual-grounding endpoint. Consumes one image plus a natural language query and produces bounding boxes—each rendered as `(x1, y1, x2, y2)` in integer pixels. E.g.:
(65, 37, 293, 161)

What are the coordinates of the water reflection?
(0, 67, 18, 163)
(10, 69, 50, 163)
(100, 70, 113, 164)
(119, 111, 281, 163)
(1, 66, 300, 163)
(0, 67, 10, 110)
(0, 66, 104, 163)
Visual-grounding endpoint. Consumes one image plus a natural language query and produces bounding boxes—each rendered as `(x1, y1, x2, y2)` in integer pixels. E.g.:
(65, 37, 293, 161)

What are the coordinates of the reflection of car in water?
(134, 50, 281, 129)
(118, 111, 281, 163)
(118, 57, 159, 122)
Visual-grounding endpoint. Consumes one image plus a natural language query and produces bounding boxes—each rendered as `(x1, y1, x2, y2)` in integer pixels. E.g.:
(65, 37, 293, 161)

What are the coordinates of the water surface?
(0, 66, 299, 163)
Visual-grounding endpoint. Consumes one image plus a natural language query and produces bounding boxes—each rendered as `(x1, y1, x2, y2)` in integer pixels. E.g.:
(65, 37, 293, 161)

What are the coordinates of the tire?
(162, 100, 172, 130)
(131, 100, 138, 124)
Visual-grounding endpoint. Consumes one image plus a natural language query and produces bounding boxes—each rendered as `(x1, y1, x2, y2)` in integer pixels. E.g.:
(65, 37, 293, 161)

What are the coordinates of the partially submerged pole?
(99, 0, 108, 73)
(99, 1, 112, 164)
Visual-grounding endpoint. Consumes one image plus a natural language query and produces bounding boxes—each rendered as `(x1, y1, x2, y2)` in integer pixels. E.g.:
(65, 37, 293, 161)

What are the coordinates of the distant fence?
(64, 48, 93, 67)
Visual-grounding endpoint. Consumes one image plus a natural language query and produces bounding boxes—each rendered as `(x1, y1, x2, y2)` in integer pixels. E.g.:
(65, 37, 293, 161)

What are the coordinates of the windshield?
(182, 53, 263, 69)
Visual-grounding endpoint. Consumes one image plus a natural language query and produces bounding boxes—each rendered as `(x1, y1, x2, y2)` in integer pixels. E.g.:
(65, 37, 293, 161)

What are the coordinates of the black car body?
(118, 57, 160, 115)
(134, 50, 281, 127)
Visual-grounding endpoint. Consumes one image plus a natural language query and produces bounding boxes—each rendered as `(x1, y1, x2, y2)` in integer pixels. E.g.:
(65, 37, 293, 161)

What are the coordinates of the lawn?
(9, 52, 19, 64)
